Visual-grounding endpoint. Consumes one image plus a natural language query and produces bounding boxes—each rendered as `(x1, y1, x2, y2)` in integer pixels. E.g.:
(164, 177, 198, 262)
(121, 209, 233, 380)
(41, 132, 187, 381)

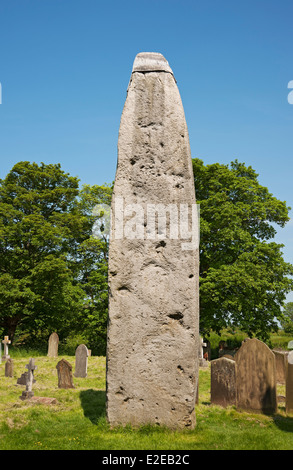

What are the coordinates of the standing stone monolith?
(106, 52, 199, 429)
(235, 338, 277, 414)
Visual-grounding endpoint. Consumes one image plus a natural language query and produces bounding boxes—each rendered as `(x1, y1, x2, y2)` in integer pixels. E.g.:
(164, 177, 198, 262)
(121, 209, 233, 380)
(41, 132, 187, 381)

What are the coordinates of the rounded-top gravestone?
(47, 332, 59, 357)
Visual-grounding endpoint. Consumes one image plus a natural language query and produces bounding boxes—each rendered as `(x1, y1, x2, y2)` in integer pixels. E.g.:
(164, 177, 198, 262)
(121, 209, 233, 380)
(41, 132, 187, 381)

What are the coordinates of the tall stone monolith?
(106, 52, 199, 429)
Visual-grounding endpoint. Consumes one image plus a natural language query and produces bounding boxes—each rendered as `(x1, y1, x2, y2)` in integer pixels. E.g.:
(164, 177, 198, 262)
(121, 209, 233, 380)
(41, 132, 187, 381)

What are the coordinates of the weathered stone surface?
(74, 344, 88, 378)
(19, 358, 37, 401)
(273, 349, 288, 384)
(47, 332, 59, 357)
(5, 358, 13, 377)
(106, 52, 199, 429)
(286, 351, 293, 415)
(235, 338, 277, 414)
(56, 359, 74, 389)
(211, 357, 236, 407)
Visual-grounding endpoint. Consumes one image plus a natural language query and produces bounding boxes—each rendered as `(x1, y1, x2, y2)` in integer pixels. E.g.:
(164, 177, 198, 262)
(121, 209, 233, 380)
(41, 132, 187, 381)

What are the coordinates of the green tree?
(280, 302, 293, 333)
(193, 158, 293, 340)
(0, 161, 88, 342)
(74, 183, 112, 354)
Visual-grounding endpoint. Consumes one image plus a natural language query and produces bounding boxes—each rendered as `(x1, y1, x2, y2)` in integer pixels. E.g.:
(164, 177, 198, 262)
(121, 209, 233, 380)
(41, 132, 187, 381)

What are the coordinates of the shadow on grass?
(273, 413, 293, 433)
(79, 389, 106, 425)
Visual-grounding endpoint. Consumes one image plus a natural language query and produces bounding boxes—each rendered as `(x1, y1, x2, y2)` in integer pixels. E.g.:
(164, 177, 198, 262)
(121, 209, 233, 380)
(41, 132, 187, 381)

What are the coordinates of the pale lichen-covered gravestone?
(235, 338, 277, 414)
(20, 358, 37, 400)
(106, 52, 199, 429)
(210, 357, 236, 407)
(5, 358, 13, 377)
(74, 344, 89, 378)
(56, 359, 75, 389)
(47, 332, 59, 357)
(286, 351, 293, 415)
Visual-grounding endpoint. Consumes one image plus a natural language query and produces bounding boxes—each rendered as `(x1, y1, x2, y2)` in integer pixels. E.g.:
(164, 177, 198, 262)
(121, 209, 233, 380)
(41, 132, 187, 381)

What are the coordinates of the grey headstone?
(106, 52, 199, 430)
(74, 344, 88, 378)
(20, 358, 37, 400)
(47, 332, 59, 357)
(235, 338, 277, 414)
(5, 358, 13, 377)
(211, 357, 236, 407)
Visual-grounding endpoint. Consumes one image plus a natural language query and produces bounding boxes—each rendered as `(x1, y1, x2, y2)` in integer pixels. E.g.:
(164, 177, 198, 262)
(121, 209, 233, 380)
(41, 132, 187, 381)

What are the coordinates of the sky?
(0, 0, 293, 301)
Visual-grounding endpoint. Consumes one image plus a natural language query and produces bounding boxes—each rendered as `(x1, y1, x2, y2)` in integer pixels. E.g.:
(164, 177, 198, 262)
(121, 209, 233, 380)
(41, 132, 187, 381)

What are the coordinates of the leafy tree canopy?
(193, 158, 293, 340)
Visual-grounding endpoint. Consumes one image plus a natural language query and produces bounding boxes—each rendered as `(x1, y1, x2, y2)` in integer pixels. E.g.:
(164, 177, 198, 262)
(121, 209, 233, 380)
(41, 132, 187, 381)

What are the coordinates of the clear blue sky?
(0, 0, 293, 300)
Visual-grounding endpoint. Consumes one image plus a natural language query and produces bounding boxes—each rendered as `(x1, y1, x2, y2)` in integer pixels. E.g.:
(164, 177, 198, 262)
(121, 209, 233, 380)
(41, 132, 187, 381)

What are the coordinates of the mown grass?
(0, 353, 293, 450)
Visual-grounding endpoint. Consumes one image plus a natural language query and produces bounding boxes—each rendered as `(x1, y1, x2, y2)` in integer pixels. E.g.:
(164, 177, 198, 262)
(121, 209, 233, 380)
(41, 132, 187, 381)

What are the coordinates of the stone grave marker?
(199, 336, 208, 368)
(273, 349, 288, 385)
(20, 358, 37, 400)
(56, 359, 75, 389)
(211, 357, 236, 407)
(2, 336, 11, 360)
(106, 52, 199, 430)
(5, 358, 13, 377)
(74, 344, 89, 378)
(286, 351, 293, 415)
(235, 338, 277, 414)
(288, 340, 293, 350)
(47, 332, 59, 357)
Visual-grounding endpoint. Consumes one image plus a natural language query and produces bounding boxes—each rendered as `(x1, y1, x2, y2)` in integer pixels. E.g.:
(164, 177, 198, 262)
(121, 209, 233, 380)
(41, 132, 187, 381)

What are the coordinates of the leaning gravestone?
(211, 357, 236, 407)
(47, 332, 59, 357)
(286, 351, 293, 415)
(56, 359, 75, 389)
(106, 52, 199, 429)
(235, 338, 277, 414)
(74, 344, 89, 378)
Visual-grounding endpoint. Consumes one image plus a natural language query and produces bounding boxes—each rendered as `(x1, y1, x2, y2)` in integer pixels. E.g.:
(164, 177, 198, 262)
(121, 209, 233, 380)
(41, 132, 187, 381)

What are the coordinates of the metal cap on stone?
(132, 52, 174, 75)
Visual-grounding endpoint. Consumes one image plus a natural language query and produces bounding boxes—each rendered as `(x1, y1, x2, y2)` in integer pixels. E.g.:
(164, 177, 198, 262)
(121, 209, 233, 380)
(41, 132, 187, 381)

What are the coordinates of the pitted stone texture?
(106, 53, 199, 430)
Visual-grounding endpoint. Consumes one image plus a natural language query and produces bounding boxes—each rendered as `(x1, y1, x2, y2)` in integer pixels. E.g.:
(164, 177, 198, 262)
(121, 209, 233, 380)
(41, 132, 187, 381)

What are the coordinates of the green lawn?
(0, 353, 292, 450)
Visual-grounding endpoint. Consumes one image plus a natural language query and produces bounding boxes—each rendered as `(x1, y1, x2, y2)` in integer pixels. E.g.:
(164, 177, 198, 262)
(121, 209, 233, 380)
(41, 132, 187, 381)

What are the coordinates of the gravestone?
(74, 344, 89, 378)
(5, 358, 13, 377)
(20, 358, 37, 400)
(288, 340, 293, 350)
(211, 357, 236, 407)
(199, 336, 208, 367)
(47, 332, 59, 357)
(273, 349, 288, 384)
(235, 338, 277, 414)
(2, 336, 11, 360)
(17, 371, 36, 386)
(56, 359, 75, 389)
(286, 351, 293, 415)
(106, 52, 199, 429)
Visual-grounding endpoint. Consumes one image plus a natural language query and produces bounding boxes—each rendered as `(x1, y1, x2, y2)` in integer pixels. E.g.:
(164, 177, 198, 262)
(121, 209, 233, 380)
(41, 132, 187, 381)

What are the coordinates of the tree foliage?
(193, 158, 293, 340)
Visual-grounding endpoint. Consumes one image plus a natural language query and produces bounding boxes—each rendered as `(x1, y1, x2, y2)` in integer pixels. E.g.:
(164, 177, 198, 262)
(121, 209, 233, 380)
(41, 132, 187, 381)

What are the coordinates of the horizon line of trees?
(0, 159, 292, 354)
